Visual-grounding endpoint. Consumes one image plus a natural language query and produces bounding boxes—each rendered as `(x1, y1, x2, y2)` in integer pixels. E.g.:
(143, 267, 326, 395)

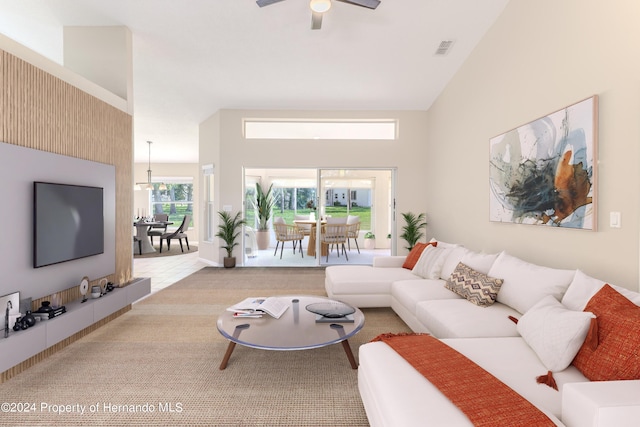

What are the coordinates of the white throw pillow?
(488, 252, 576, 314)
(440, 246, 470, 280)
(459, 251, 501, 275)
(561, 269, 640, 311)
(428, 238, 459, 249)
(517, 295, 595, 372)
(412, 245, 449, 279)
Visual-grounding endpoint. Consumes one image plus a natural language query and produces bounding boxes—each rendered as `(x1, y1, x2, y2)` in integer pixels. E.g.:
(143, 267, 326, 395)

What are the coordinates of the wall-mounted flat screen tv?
(33, 182, 104, 268)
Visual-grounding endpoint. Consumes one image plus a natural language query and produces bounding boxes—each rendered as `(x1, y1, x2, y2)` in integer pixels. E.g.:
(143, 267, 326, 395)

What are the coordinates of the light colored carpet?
(0, 267, 410, 426)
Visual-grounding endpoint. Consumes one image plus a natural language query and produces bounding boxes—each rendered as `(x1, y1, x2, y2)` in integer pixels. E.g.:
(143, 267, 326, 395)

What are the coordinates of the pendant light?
(135, 141, 167, 191)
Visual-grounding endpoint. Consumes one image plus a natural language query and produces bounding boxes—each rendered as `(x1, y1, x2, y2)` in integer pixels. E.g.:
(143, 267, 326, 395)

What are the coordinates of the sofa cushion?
(412, 245, 449, 279)
(488, 252, 576, 314)
(572, 284, 640, 381)
(517, 295, 595, 372)
(445, 262, 504, 307)
(561, 269, 640, 311)
(325, 265, 419, 296)
(460, 251, 501, 274)
(416, 299, 519, 338)
(443, 337, 588, 422)
(358, 337, 586, 425)
(402, 242, 431, 270)
(391, 279, 461, 314)
(440, 246, 470, 279)
(428, 237, 459, 249)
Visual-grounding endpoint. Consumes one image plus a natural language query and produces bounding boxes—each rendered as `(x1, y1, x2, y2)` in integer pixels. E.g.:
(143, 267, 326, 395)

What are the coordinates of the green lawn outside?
(153, 203, 194, 227)
(272, 206, 372, 231)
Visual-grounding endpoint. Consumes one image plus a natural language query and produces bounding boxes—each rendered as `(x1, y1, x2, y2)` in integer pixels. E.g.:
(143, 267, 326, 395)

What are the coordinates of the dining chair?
(346, 216, 361, 254)
(147, 213, 169, 245)
(133, 236, 142, 256)
(294, 214, 312, 237)
(320, 223, 349, 262)
(159, 214, 191, 253)
(273, 222, 304, 259)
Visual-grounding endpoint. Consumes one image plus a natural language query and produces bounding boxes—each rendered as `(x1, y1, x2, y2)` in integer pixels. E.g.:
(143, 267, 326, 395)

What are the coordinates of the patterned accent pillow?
(402, 242, 434, 270)
(572, 284, 640, 381)
(445, 262, 504, 307)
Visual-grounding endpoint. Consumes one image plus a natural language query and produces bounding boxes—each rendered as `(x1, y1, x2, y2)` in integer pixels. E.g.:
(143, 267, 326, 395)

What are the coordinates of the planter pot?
(364, 238, 376, 250)
(223, 257, 236, 268)
(256, 229, 270, 250)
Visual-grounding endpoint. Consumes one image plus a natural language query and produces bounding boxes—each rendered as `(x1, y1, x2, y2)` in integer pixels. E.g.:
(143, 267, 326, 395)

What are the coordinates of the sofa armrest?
(372, 256, 406, 268)
(562, 380, 640, 427)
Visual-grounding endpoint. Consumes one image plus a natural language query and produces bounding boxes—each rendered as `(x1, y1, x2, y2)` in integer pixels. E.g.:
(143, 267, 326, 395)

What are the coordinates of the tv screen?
(33, 182, 104, 268)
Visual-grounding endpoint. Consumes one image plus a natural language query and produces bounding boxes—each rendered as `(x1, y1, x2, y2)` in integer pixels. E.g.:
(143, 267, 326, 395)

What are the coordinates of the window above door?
(243, 119, 397, 140)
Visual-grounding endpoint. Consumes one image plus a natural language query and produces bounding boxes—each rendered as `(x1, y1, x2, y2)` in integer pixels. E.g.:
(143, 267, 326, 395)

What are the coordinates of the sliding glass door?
(243, 167, 395, 267)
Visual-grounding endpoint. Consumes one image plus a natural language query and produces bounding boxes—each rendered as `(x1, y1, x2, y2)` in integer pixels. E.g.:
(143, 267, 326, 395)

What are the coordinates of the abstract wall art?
(489, 96, 598, 230)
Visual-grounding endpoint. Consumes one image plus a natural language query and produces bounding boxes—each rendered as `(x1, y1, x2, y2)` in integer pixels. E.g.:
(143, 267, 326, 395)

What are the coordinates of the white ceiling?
(0, 0, 509, 163)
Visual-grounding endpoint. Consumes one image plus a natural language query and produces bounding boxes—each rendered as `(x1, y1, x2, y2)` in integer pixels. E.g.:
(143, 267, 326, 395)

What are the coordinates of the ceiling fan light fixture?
(310, 0, 331, 13)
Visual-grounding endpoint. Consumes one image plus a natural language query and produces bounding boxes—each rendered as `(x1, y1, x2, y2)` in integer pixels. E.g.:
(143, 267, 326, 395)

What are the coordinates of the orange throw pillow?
(571, 284, 640, 381)
(402, 242, 434, 270)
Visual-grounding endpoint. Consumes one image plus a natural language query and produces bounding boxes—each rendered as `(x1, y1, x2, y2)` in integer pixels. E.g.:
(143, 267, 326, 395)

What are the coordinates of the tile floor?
(133, 250, 208, 294)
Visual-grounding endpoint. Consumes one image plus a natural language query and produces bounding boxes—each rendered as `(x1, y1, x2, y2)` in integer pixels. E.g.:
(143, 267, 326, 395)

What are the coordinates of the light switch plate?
(610, 212, 621, 228)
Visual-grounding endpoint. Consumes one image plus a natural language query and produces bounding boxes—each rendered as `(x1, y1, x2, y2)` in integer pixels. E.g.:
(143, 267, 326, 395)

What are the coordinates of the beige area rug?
(133, 244, 198, 258)
(0, 267, 410, 426)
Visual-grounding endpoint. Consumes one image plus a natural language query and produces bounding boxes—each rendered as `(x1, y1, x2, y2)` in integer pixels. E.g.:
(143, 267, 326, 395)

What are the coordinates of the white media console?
(0, 277, 150, 374)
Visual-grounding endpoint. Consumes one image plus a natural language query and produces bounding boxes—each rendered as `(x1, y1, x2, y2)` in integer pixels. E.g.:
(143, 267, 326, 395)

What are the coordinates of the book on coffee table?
(227, 297, 289, 319)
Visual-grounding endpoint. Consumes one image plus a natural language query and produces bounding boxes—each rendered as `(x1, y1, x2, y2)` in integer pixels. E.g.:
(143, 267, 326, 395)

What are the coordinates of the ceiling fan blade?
(335, 0, 381, 9)
(256, 0, 287, 7)
(311, 11, 323, 30)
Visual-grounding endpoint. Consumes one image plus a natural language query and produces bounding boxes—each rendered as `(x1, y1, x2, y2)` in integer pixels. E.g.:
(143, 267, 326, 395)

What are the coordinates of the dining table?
(133, 220, 173, 254)
(293, 219, 327, 257)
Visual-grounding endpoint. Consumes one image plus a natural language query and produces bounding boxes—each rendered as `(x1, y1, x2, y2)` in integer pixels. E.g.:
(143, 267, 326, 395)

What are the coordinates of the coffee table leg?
(341, 339, 358, 369)
(219, 341, 236, 370)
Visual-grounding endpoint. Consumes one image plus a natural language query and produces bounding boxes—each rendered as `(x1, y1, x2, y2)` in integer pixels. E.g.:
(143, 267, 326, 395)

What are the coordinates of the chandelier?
(135, 141, 167, 191)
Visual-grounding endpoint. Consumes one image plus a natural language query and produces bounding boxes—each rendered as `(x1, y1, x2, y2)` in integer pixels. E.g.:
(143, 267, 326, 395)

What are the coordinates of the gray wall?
(0, 142, 115, 301)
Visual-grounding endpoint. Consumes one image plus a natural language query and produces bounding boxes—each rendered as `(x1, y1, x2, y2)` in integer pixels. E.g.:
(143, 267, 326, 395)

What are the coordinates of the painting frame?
(489, 96, 598, 230)
(1, 291, 20, 333)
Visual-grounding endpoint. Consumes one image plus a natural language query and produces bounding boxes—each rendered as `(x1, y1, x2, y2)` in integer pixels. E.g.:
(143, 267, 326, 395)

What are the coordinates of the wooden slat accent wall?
(0, 49, 134, 382)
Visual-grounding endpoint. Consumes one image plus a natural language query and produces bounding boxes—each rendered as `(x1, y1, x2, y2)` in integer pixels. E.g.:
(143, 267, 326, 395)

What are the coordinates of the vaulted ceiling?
(0, 0, 509, 163)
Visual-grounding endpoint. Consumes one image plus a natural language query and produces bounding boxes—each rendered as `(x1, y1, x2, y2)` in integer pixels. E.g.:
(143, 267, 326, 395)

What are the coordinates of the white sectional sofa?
(325, 239, 640, 427)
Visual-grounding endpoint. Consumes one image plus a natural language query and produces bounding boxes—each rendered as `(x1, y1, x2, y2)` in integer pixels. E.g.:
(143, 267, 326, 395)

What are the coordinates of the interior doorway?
(243, 168, 395, 267)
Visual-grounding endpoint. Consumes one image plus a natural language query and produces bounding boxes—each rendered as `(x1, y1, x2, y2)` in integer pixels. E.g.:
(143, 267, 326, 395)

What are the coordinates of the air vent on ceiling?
(435, 40, 455, 56)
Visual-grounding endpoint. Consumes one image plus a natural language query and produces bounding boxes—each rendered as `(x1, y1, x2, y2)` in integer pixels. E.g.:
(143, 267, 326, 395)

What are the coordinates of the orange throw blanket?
(372, 333, 556, 427)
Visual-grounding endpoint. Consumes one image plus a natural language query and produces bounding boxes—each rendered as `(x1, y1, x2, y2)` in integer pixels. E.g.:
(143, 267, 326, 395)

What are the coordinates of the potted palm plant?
(215, 210, 246, 268)
(255, 182, 275, 250)
(400, 212, 427, 251)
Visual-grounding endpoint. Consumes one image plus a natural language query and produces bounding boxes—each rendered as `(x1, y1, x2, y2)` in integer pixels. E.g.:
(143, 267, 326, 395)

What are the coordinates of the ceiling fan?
(256, 0, 381, 30)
